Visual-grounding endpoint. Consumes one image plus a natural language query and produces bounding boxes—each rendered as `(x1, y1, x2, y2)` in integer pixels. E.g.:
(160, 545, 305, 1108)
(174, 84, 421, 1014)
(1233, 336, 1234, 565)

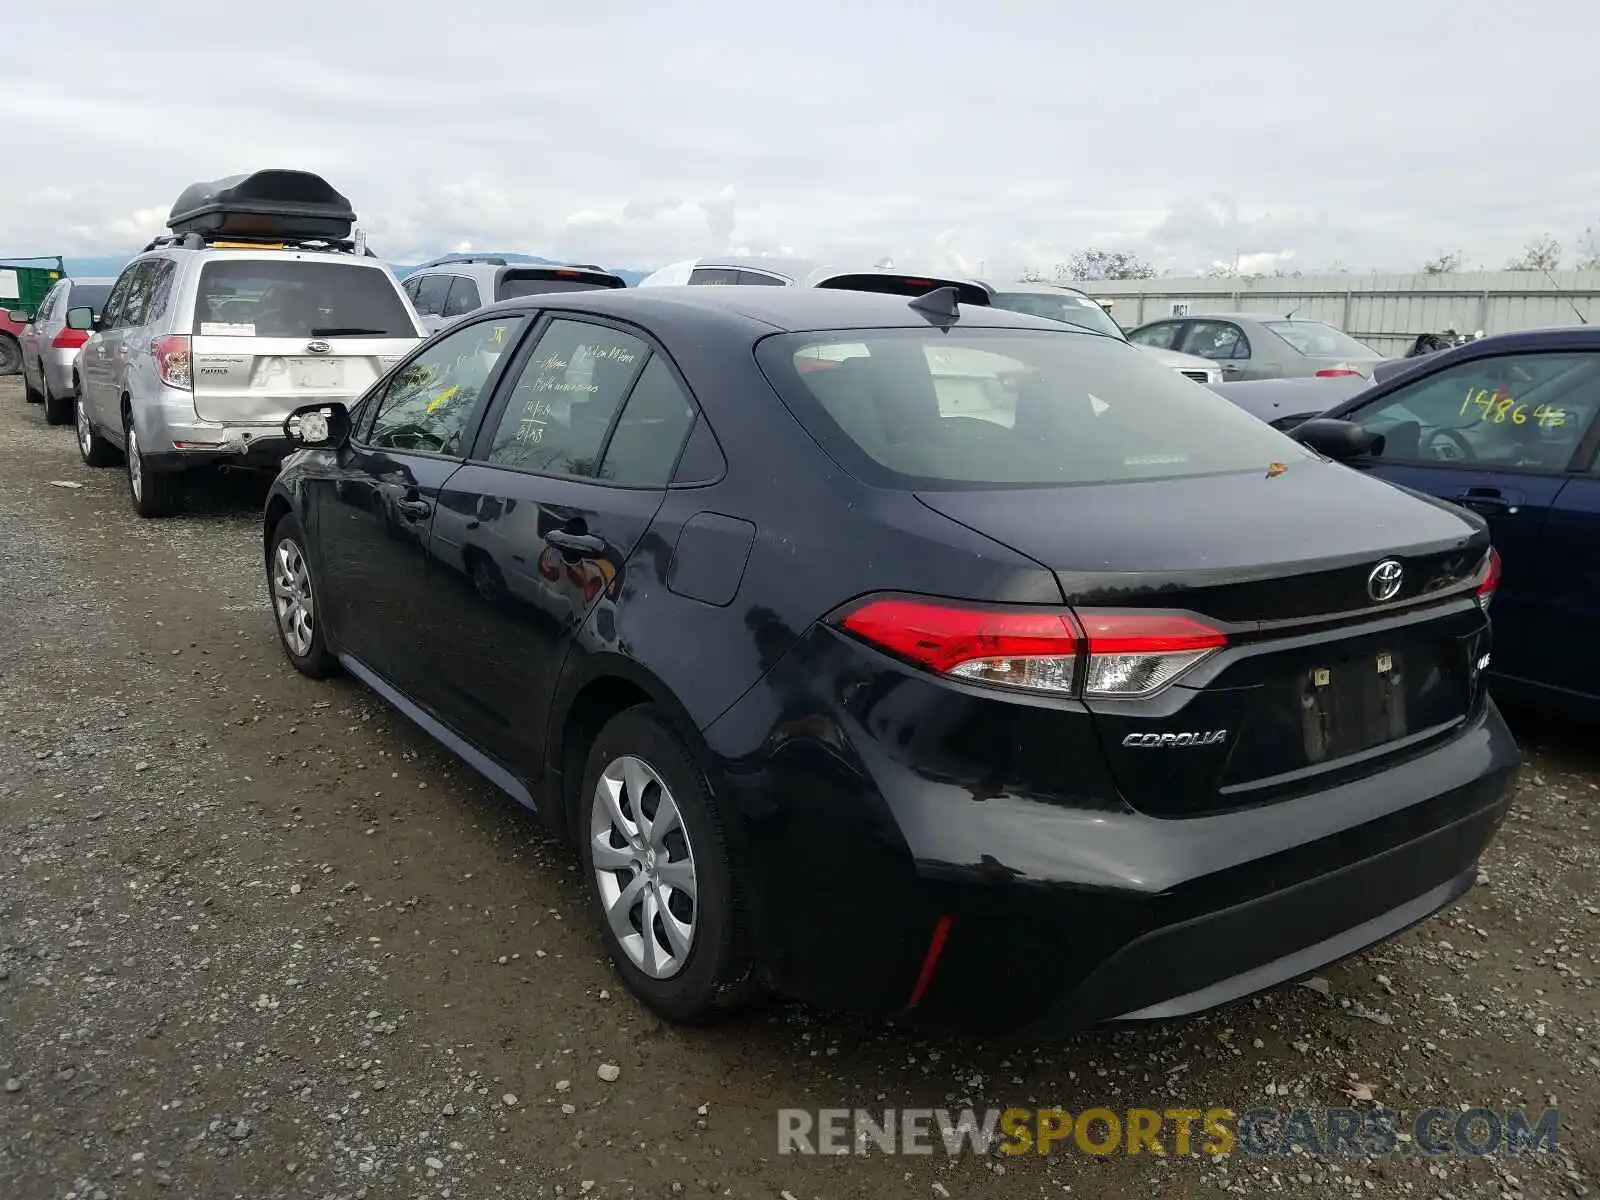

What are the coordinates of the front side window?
(1183, 321, 1250, 360)
(365, 316, 525, 455)
(192, 260, 415, 337)
(485, 320, 648, 476)
(761, 328, 1316, 488)
(1346, 352, 1600, 471)
(1128, 322, 1180, 350)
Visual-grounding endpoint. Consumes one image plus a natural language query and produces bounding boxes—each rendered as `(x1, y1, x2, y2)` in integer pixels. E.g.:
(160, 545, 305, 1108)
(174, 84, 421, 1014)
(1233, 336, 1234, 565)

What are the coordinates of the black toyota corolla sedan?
(262, 285, 1518, 1035)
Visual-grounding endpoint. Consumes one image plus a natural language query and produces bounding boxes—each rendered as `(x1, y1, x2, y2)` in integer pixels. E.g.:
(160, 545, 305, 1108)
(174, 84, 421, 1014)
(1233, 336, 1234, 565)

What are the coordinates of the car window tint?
(99, 268, 135, 329)
(597, 355, 697, 486)
(1184, 321, 1250, 360)
(486, 319, 647, 476)
(443, 276, 481, 317)
(687, 267, 740, 285)
(114, 262, 157, 329)
(1129, 322, 1180, 350)
(735, 269, 787, 286)
(146, 261, 177, 324)
(192, 261, 414, 337)
(763, 328, 1315, 487)
(1348, 352, 1600, 471)
(366, 316, 524, 455)
(412, 274, 451, 317)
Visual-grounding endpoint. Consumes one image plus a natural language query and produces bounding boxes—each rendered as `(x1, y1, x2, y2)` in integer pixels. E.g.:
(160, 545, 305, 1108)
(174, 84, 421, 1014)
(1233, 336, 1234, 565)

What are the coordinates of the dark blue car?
(1237, 327, 1600, 718)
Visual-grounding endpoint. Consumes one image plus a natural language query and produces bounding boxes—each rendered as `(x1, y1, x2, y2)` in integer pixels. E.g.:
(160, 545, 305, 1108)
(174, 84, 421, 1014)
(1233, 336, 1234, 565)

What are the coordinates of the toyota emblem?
(306, 339, 331, 355)
(1367, 559, 1404, 602)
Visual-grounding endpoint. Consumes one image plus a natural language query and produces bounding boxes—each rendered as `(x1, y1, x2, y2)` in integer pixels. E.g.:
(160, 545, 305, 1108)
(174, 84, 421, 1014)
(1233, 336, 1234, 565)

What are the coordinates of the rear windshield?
(69, 284, 111, 314)
(756, 328, 1315, 488)
(1262, 320, 1376, 359)
(191, 260, 415, 338)
(496, 270, 625, 300)
(990, 291, 1124, 339)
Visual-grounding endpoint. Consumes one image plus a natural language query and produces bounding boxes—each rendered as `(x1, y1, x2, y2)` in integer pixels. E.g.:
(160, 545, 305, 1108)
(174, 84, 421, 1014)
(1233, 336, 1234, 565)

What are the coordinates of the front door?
(422, 315, 698, 781)
(1531, 470, 1600, 707)
(79, 265, 137, 429)
(1340, 347, 1600, 689)
(313, 312, 529, 709)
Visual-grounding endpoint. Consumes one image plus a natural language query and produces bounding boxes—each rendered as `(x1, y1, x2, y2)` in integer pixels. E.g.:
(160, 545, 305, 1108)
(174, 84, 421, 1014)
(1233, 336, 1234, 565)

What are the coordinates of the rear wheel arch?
(551, 657, 708, 847)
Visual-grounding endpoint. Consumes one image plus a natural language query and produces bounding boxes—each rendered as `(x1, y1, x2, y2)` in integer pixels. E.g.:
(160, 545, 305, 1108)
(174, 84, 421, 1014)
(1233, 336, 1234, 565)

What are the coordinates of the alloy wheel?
(77, 400, 93, 457)
(272, 539, 316, 658)
(590, 755, 698, 979)
(127, 424, 143, 500)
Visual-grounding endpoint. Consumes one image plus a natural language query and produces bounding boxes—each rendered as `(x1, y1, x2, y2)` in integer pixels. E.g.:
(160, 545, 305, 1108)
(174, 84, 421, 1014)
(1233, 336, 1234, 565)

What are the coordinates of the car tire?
(578, 705, 758, 1023)
(125, 413, 182, 518)
(76, 396, 119, 467)
(267, 513, 337, 678)
(43, 376, 73, 425)
(0, 334, 19, 378)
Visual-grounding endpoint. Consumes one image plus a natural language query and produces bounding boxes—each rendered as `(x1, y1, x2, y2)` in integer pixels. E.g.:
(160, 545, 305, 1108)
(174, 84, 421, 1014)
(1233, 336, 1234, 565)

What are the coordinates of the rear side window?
(596, 356, 697, 486)
(192, 260, 415, 337)
(687, 267, 740, 285)
(736, 270, 787, 285)
(485, 320, 648, 476)
(443, 276, 481, 317)
(758, 328, 1316, 488)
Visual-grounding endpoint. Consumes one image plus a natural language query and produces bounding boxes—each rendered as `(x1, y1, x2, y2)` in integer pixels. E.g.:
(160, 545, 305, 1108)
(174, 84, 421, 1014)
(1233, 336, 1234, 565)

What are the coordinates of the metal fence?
(1084, 271, 1600, 356)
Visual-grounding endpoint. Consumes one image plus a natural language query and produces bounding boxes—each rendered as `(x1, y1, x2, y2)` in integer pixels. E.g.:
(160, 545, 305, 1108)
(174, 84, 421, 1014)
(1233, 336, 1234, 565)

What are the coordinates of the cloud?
(2, 0, 1597, 277)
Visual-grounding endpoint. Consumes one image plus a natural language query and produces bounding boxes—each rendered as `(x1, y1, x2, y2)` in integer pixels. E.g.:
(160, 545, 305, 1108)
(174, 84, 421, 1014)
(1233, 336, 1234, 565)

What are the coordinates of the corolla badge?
(305, 339, 332, 354)
(1122, 730, 1228, 748)
(1367, 559, 1404, 602)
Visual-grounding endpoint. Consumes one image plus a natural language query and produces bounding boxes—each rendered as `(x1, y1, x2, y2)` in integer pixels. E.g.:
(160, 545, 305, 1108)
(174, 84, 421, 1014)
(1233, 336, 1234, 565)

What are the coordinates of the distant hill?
(64, 250, 646, 286)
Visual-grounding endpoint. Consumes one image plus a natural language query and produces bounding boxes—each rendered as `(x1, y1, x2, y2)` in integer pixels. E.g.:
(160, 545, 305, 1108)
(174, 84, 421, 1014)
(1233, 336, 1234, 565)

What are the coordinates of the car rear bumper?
(703, 630, 1520, 1036)
(136, 401, 293, 473)
(43, 347, 82, 395)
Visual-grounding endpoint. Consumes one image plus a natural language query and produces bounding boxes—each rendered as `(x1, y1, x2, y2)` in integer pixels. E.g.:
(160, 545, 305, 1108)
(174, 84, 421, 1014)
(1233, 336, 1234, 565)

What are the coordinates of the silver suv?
(401, 256, 626, 334)
(70, 170, 424, 517)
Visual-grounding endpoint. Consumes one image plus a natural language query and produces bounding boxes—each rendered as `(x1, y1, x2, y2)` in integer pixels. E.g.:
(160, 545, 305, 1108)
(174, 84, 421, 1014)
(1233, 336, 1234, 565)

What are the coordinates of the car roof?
(471, 283, 1085, 336)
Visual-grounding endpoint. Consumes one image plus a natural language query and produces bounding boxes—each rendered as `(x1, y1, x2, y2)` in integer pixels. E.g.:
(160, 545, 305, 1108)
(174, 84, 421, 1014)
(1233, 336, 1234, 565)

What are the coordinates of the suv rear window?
(496, 269, 625, 300)
(756, 328, 1313, 488)
(68, 284, 112, 315)
(192, 260, 414, 338)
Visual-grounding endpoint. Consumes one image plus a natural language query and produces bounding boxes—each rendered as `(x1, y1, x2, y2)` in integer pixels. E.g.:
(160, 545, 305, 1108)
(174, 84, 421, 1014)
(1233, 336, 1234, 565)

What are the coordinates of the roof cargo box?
(167, 170, 357, 240)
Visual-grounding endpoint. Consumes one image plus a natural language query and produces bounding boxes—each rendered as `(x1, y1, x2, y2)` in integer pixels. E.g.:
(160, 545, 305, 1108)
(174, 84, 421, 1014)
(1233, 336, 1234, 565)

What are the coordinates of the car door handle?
(1455, 489, 1522, 515)
(547, 530, 605, 557)
(397, 498, 433, 521)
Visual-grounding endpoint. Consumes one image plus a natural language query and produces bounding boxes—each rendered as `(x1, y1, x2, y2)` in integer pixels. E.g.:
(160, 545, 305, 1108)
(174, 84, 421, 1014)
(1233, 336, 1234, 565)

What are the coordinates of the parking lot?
(0, 375, 1596, 1200)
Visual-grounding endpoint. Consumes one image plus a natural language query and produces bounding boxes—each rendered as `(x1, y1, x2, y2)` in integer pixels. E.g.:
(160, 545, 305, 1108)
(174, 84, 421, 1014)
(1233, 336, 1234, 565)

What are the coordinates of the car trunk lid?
(916, 463, 1493, 815)
(191, 334, 417, 424)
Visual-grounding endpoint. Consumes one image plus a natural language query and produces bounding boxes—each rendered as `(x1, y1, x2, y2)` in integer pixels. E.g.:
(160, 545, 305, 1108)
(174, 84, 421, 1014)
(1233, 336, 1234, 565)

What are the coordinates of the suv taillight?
(835, 598, 1227, 699)
(152, 335, 192, 390)
(53, 328, 89, 350)
(1475, 547, 1501, 611)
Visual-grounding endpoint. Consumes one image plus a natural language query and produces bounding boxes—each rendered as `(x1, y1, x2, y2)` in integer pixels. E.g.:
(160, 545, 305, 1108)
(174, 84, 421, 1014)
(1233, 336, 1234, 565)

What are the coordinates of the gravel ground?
(1, 376, 1596, 1200)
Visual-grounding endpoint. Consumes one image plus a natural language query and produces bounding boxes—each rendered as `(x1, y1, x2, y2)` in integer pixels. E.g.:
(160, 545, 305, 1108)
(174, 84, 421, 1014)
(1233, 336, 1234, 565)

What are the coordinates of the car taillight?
(1475, 547, 1501, 611)
(1076, 611, 1227, 697)
(153, 335, 192, 389)
(835, 598, 1227, 699)
(52, 328, 89, 350)
(1315, 367, 1362, 377)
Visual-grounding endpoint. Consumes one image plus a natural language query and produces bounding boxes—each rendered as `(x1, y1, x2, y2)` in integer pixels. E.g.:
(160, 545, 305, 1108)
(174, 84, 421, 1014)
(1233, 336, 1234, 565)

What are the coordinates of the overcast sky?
(5, 0, 1598, 277)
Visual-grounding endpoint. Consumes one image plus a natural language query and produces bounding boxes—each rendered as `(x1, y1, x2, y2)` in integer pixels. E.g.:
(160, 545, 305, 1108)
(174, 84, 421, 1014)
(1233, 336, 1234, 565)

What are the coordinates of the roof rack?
(139, 230, 373, 256)
(414, 254, 509, 269)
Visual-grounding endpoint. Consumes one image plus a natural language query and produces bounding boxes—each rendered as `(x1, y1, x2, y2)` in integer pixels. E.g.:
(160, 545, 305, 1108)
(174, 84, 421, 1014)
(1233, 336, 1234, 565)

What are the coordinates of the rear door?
(422, 315, 697, 779)
(1537, 460, 1600, 708)
(1337, 348, 1600, 689)
(313, 311, 528, 708)
(188, 256, 421, 425)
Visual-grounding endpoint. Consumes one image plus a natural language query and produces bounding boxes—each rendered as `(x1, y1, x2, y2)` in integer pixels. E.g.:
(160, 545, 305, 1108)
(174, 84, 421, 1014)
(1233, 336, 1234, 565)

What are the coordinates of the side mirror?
(1290, 417, 1385, 461)
(7, 309, 30, 325)
(284, 402, 351, 449)
(65, 307, 96, 331)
